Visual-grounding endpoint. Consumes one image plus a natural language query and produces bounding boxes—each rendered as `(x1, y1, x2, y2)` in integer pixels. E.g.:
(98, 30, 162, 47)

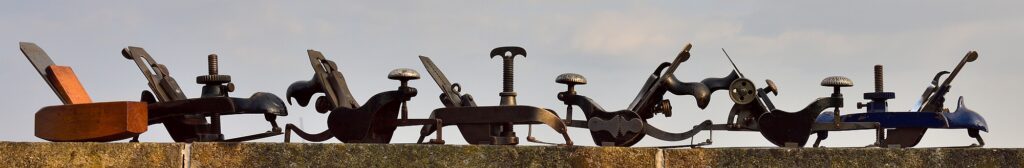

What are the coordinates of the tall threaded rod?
(859, 64, 894, 112)
(874, 65, 883, 92)
(205, 54, 223, 141)
(208, 54, 218, 75)
(489, 46, 527, 145)
(491, 46, 526, 106)
(503, 58, 514, 92)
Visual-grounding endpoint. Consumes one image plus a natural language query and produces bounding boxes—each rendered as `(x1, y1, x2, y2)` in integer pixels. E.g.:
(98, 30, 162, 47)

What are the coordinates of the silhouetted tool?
(284, 50, 443, 144)
(22, 42, 287, 142)
(417, 47, 572, 146)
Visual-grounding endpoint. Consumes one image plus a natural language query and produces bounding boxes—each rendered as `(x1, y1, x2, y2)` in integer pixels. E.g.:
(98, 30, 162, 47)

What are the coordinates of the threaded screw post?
(208, 54, 218, 75)
(502, 57, 514, 92)
(874, 64, 883, 92)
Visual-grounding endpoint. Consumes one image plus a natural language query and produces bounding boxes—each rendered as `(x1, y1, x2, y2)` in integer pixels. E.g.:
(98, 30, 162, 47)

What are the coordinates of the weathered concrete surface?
(3, 142, 1023, 167)
(0, 142, 183, 167)
(189, 143, 659, 167)
(665, 148, 1024, 167)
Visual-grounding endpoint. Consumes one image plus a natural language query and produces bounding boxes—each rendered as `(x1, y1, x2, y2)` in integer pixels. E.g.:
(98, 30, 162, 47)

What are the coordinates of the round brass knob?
(388, 68, 420, 80)
(555, 73, 587, 85)
(820, 76, 854, 87)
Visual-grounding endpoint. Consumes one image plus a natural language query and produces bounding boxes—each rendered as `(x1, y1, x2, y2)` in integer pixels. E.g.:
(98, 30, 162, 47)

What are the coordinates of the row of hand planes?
(20, 41, 988, 148)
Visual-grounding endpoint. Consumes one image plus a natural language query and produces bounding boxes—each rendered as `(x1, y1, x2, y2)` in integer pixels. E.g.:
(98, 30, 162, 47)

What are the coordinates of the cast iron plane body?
(695, 50, 987, 148)
(120, 46, 288, 142)
(283, 50, 444, 144)
(416, 47, 572, 145)
(682, 49, 884, 148)
(811, 52, 988, 148)
(554, 43, 740, 147)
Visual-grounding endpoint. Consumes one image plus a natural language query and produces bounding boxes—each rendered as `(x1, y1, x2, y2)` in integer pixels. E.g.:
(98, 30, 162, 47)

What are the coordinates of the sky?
(1, 1, 1022, 148)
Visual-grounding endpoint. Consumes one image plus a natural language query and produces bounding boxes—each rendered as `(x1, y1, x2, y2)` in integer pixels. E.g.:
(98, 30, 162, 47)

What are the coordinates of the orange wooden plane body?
(25, 50, 149, 142)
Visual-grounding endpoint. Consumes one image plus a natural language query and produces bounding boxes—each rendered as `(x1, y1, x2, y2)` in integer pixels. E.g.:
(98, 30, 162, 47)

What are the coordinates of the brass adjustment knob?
(821, 76, 854, 87)
(388, 68, 420, 121)
(655, 99, 672, 117)
(555, 73, 587, 85)
(764, 79, 779, 95)
(388, 68, 421, 81)
(820, 76, 852, 126)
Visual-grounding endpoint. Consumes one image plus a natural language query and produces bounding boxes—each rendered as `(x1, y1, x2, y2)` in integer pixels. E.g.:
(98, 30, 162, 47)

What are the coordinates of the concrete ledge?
(665, 148, 1024, 167)
(0, 142, 183, 167)
(2, 142, 1023, 167)
(188, 143, 659, 167)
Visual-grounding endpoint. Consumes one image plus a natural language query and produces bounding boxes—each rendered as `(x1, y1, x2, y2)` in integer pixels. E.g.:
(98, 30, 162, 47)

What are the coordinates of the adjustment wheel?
(196, 75, 231, 84)
(654, 99, 672, 117)
(729, 78, 756, 105)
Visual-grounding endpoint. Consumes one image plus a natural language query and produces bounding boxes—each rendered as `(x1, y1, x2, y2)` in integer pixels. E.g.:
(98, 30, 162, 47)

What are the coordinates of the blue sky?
(2, 1, 1022, 147)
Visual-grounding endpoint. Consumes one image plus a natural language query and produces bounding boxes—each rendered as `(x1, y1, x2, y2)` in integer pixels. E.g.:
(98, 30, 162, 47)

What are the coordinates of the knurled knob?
(821, 76, 854, 87)
(388, 68, 421, 81)
(555, 73, 587, 85)
(197, 54, 231, 84)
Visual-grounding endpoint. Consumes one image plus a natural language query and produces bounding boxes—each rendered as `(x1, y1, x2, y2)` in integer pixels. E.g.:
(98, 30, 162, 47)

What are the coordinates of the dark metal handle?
(285, 76, 323, 107)
(701, 71, 740, 93)
(664, 74, 711, 109)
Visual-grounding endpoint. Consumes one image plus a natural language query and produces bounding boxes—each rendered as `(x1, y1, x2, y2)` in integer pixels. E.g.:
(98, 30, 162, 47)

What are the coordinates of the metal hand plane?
(121, 46, 288, 142)
(22, 42, 287, 142)
(284, 50, 443, 144)
(553, 43, 741, 147)
(701, 50, 986, 148)
(692, 49, 871, 148)
(811, 51, 987, 148)
(416, 47, 572, 146)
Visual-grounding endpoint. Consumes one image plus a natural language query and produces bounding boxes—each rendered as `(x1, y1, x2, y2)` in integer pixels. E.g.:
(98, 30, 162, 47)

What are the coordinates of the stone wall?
(1, 142, 1021, 167)
(188, 143, 658, 167)
(664, 147, 1024, 167)
(0, 142, 183, 167)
